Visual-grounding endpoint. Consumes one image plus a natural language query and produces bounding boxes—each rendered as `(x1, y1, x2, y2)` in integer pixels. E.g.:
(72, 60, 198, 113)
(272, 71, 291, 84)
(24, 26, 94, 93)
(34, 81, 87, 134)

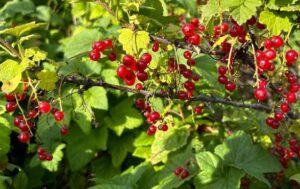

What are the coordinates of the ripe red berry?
(28, 110, 39, 119)
(188, 34, 201, 45)
(246, 16, 256, 25)
(38, 147, 45, 155)
(89, 50, 100, 61)
(187, 59, 196, 66)
(255, 50, 264, 60)
(290, 84, 299, 93)
(149, 111, 161, 122)
(39, 154, 47, 161)
(257, 59, 271, 70)
(221, 22, 229, 33)
(285, 50, 298, 66)
(152, 41, 160, 52)
(254, 88, 268, 101)
(117, 65, 128, 79)
(160, 124, 168, 131)
(264, 39, 273, 49)
(103, 39, 113, 49)
(92, 41, 105, 51)
(183, 51, 191, 59)
(60, 126, 69, 136)
(6, 101, 17, 112)
(221, 42, 231, 52)
(45, 154, 53, 161)
(194, 106, 203, 114)
(181, 23, 195, 36)
(137, 72, 148, 82)
(218, 75, 228, 84)
(274, 112, 284, 121)
(264, 49, 277, 60)
(174, 167, 184, 176)
(38, 101, 51, 113)
(280, 103, 290, 113)
(135, 83, 143, 91)
(14, 116, 24, 127)
(190, 18, 199, 26)
(18, 132, 30, 143)
(286, 92, 297, 103)
(147, 125, 157, 136)
(124, 78, 135, 86)
(53, 110, 64, 122)
(271, 36, 284, 48)
(5, 93, 15, 101)
(271, 120, 280, 129)
(140, 53, 152, 64)
(256, 22, 266, 30)
(184, 81, 195, 91)
(198, 24, 205, 32)
(266, 117, 274, 127)
(177, 91, 188, 100)
(225, 81, 236, 91)
(123, 54, 136, 67)
(218, 66, 227, 75)
(180, 169, 189, 179)
(135, 99, 145, 109)
(108, 52, 117, 61)
(19, 121, 33, 132)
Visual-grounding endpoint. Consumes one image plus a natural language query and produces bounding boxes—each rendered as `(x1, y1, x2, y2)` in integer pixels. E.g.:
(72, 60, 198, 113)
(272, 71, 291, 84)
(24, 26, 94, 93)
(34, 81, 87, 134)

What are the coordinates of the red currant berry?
(6, 101, 17, 112)
(92, 41, 105, 51)
(5, 93, 15, 101)
(264, 49, 277, 60)
(135, 83, 143, 91)
(198, 24, 205, 32)
(218, 66, 227, 75)
(180, 169, 189, 179)
(38, 101, 51, 113)
(290, 84, 299, 93)
(225, 81, 236, 91)
(256, 22, 266, 30)
(280, 103, 290, 113)
(53, 110, 64, 122)
(254, 88, 268, 101)
(285, 50, 298, 66)
(174, 167, 184, 176)
(177, 91, 188, 100)
(137, 71, 148, 82)
(188, 34, 201, 45)
(255, 50, 264, 60)
(190, 18, 199, 26)
(271, 36, 284, 48)
(183, 81, 195, 91)
(246, 16, 256, 25)
(140, 53, 152, 64)
(14, 116, 24, 127)
(123, 54, 136, 67)
(39, 154, 46, 161)
(19, 121, 33, 132)
(257, 59, 271, 70)
(286, 92, 297, 103)
(147, 125, 157, 136)
(264, 39, 273, 49)
(103, 39, 113, 49)
(135, 99, 145, 109)
(221, 22, 229, 33)
(160, 124, 168, 131)
(89, 50, 100, 61)
(28, 110, 39, 119)
(218, 75, 228, 84)
(18, 132, 30, 143)
(149, 112, 161, 122)
(46, 154, 53, 161)
(183, 51, 191, 59)
(116, 65, 128, 79)
(274, 112, 284, 121)
(60, 126, 69, 136)
(38, 147, 45, 155)
(194, 106, 203, 114)
(108, 52, 117, 61)
(181, 23, 195, 37)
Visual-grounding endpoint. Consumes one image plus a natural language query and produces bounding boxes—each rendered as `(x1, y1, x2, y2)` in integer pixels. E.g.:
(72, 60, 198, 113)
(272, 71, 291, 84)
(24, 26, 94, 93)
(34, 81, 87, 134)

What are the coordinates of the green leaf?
(0, 22, 46, 37)
(0, 116, 12, 163)
(12, 171, 28, 189)
(92, 156, 120, 179)
(177, 0, 197, 16)
(151, 126, 190, 164)
(266, 0, 298, 10)
(41, 144, 66, 172)
(72, 93, 92, 134)
(0, 59, 21, 81)
(106, 98, 143, 136)
(1, 73, 21, 93)
(36, 70, 58, 91)
(118, 29, 150, 55)
(0, 0, 35, 18)
(65, 124, 108, 171)
(24, 48, 47, 62)
(290, 174, 300, 184)
(108, 133, 133, 168)
(222, 0, 262, 25)
(195, 152, 244, 189)
(259, 10, 292, 35)
(83, 87, 108, 110)
(64, 28, 101, 59)
(214, 131, 281, 186)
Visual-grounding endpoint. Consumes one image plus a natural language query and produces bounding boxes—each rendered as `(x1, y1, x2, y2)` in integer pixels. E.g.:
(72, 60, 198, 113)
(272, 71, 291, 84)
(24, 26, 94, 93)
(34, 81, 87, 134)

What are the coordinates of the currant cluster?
(4, 85, 69, 161)
(174, 166, 189, 179)
(89, 38, 115, 61)
(272, 134, 300, 168)
(37, 147, 53, 161)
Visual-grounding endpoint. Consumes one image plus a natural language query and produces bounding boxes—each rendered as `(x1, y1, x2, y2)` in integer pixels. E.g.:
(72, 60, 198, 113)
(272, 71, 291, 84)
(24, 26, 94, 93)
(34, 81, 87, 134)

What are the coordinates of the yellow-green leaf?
(259, 10, 292, 35)
(118, 28, 150, 55)
(24, 48, 47, 62)
(37, 70, 58, 91)
(0, 59, 21, 81)
(0, 22, 46, 37)
(212, 34, 230, 49)
(1, 73, 22, 93)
